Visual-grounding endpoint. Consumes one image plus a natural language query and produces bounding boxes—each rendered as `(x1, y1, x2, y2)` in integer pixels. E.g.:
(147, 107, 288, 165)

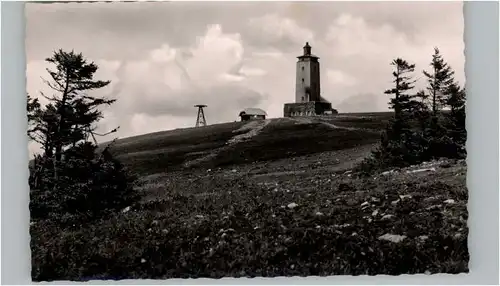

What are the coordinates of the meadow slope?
(30, 112, 468, 281)
(108, 112, 391, 175)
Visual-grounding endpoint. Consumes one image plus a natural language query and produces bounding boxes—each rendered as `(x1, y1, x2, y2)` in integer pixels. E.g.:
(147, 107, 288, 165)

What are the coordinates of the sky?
(25, 1, 465, 155)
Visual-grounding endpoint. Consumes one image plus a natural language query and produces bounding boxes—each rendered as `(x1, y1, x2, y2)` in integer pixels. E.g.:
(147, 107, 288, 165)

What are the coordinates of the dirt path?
(227, 119, 271, 145)
(182, 149, 222, 168)
(290, 117, 379, 133)
(183, 120, 272, 168)
(290, 117, 358, 130)
(182, 116, 380, 170)
(317, 120, 365, 131)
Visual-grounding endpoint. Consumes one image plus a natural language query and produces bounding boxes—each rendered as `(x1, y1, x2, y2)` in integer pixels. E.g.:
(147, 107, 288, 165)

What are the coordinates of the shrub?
(30, 142, 139, 225)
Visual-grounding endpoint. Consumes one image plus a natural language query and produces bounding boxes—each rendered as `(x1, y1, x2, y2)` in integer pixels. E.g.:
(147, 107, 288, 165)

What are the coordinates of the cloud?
(246, 14, 314, 51)
(149, 44, 177, 63)
(25, 1, 464, 156)
(326, 13, 413, 58)
(129, 113, 194, 136)
(336, 93, 389, 113)
(26, 22, 268, 154)
(184, 24, 244, 86)
(326, 69, 357, 87)
(320, 12, 464, 108)
(238, 66, 267, 77)
(91, 24, 265, 140)
(26, 60, 51, 105)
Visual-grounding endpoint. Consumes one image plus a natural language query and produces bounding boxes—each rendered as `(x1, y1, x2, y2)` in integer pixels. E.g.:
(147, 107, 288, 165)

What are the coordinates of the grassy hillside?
(109, 113, 390, 175)
(30, 112, 469, 281)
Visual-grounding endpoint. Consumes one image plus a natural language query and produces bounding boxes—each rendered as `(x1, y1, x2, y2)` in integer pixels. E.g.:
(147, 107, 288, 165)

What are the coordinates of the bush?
(30, 142, 139, 225)
(356, 112, 466, 176)
(356, 121, 420, 175)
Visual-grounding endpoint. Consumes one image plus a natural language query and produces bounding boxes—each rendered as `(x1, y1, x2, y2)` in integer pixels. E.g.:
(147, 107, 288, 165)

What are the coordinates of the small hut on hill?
(239, 108, 267, 121)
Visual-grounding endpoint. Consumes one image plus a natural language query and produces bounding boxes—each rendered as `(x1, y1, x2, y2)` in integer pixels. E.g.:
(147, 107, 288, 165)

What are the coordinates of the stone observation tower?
(296, 42, 321, 103)
(284, 42, 337, 117)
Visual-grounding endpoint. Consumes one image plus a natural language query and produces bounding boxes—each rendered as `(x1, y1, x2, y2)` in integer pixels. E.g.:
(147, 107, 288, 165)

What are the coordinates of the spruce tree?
(27, 93, 41, 141)
(414, 89, 431, 126)
(42, 49, 114, 163)
(362, 58, 424, 170)
(359, 51, 465, 174)
(423, 47, 455, 115)
(444, 82, 467, 158)
(28, 50, 137, 223)
(384, 58, 417, 140)
(422, 48, 457, 159)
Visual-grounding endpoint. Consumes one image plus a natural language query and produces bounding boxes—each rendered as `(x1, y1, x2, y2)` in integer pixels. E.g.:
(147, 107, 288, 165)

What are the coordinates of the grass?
(110, 122, 248, 175)
(207, 120, 380, 169)
(29, 112, 469, 281)
(109, 116, 382, 175)
(319, 112, 393, 130)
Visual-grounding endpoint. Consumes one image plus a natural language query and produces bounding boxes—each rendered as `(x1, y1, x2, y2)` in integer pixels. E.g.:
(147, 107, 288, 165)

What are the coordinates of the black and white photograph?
(26, 1, 468, 281)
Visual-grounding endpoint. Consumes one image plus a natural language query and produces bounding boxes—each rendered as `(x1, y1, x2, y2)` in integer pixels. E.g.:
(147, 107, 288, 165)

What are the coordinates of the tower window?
(302, 78, 304, 83)
(301, 66, 304, 71)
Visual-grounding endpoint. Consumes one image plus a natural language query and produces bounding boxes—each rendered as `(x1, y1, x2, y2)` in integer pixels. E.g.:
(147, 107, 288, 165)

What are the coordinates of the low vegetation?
(28, 48, 467, 281)
(31, 154, 468, 280)
(359, 50, 466, 173)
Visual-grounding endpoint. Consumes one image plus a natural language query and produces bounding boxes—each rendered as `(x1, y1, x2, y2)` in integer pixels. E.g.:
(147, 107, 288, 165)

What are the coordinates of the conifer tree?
(359, 50, 466, 174)
(422, 48, 457, 159)
(42, 49, 114, 163)
(27, 50, 137, 223)
(27, 94, 41, 142)
(423, 47, 455, 115)
(446, 83, 466, 123)
(444, 82, 467, 157)
(384, 58, 417, 139)
(363, 58, 425, 169)
(414, 90, 431, 124)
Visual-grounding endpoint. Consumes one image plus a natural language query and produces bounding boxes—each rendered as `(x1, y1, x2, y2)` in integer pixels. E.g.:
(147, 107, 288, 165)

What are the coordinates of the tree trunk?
(432, 65, 437, 116)
(54, 71, 71, 165)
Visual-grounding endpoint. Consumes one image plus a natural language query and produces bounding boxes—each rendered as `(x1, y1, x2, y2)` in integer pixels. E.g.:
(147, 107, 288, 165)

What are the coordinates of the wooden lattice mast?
(194, 105, 207, 127)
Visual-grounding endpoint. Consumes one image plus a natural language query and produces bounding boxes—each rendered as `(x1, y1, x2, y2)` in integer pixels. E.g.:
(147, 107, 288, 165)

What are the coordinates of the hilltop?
(108, 112, 393, 175)
(30, 112, 468, 281)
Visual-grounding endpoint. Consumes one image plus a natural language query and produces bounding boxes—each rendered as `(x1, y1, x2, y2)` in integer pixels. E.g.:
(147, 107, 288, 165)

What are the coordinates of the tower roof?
(297, 41, 319, 60)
